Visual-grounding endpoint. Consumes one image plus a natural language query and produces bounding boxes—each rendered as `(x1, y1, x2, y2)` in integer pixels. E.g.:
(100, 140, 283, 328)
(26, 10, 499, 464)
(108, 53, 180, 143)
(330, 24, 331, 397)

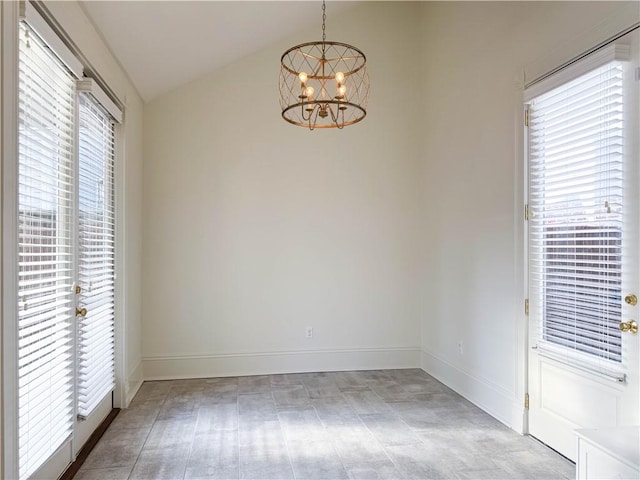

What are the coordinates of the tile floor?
(75, 369, 575, 480)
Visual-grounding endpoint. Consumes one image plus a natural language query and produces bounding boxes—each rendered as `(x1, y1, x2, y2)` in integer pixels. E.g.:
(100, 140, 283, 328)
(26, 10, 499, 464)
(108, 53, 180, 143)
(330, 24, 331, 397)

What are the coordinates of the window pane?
(529, 62, 624, 363)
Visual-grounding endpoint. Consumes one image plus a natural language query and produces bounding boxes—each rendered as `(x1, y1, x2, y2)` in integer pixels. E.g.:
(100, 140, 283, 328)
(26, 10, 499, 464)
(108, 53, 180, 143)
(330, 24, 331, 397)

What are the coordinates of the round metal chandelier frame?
(279, 3, 369, 130)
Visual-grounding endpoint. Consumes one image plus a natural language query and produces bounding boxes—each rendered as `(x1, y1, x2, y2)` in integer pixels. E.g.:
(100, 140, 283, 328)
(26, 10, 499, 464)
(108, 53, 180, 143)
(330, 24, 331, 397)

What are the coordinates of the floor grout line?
(126, 384, 169, 480)
(181, 401, 201, 480)
(236, 383, 241, 480)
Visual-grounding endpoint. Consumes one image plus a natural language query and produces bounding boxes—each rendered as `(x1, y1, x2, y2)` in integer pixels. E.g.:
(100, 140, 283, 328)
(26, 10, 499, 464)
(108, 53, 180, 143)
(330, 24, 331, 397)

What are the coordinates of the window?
(528, 54, 626, 363)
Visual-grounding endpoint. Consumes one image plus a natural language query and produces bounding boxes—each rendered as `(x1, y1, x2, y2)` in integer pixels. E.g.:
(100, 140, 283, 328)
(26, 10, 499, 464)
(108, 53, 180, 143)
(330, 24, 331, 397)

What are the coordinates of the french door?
(526, 29, 639, 461)
(73, 88, 118, 456)
(16, 17, 118, 480)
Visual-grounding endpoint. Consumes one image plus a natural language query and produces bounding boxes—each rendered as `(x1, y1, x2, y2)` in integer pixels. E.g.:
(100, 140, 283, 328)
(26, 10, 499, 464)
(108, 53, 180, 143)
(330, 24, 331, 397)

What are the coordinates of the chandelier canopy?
(279, 1, 369, 130)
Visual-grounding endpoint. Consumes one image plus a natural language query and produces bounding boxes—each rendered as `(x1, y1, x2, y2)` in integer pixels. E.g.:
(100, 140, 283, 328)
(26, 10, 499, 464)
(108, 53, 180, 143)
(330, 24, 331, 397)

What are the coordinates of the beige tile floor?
(75, 369, 575, 480)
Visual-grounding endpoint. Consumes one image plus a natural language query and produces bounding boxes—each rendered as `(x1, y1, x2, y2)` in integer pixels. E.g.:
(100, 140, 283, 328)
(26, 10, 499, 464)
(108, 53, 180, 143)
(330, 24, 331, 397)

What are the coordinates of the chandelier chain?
(322, 0, 326, 44)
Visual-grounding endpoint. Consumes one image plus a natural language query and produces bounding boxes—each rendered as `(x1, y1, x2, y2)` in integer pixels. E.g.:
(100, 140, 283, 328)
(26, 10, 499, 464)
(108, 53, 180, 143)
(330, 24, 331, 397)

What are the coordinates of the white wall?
(418, 1, 640, 430)
(142, 2, 424, 379)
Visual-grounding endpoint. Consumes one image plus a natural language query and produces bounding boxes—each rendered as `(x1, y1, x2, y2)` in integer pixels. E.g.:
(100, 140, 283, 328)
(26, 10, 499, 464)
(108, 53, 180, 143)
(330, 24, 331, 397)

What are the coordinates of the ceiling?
(80, 1, 357, 102)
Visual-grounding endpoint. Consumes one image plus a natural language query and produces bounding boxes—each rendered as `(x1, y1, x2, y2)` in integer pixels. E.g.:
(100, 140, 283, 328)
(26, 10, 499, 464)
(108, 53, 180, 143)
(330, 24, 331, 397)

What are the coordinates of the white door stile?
(619, 26, 640, 434)
(71, 88, 81, 461)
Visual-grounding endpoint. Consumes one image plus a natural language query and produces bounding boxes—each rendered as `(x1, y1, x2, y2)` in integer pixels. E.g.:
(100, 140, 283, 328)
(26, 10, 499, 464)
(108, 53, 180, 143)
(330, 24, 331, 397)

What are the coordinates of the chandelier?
(279, 0, 369, 130)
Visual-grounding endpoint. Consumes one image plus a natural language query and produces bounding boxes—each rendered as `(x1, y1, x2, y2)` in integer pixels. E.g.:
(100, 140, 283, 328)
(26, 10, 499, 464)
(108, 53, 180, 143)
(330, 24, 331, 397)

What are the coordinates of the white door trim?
(113, 120, 127, 409)
(1, 2, 21, 478)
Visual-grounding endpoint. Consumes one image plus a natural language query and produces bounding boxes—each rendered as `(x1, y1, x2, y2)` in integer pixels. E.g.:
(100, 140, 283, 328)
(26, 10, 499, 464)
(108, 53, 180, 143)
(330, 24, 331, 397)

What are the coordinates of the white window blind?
(528, 60, 624, 364)
(17, 22, 76, 480)
(77, 93, 116, 418)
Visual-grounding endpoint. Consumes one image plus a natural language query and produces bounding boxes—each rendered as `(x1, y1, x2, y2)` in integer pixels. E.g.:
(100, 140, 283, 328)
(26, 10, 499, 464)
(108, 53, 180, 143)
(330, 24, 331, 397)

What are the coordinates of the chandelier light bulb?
(299, 72, 308, 85)
(305, 86, 314, 100)
(335, 71, 345, 84)
(338, 85, 347, 97)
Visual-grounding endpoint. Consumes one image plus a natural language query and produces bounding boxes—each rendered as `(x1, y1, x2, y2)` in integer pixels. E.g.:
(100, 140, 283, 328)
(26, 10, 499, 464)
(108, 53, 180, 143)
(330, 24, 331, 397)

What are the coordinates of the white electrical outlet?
(306, 327, 313, 338)
(457, 340, 464, 355)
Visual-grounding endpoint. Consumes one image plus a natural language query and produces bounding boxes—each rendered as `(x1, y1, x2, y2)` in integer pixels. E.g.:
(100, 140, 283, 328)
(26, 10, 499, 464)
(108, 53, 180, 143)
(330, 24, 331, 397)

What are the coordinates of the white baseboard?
(142, 347, 421, 381)
(420, 348, 520, 429)
(125, 360, 144, 406)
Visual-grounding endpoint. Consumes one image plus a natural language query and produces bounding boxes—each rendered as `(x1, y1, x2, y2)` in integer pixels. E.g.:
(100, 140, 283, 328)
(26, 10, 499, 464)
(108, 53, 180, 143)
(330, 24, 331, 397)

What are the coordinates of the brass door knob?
(75, 307, 87, 317)
(624, 294, 637, 306)
(619, 320, 638, 334)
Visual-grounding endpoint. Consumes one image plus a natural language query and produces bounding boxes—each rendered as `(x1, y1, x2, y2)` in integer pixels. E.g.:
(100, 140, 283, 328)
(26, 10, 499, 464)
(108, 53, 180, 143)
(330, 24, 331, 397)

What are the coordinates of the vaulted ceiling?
(80, 1, 357, 102)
